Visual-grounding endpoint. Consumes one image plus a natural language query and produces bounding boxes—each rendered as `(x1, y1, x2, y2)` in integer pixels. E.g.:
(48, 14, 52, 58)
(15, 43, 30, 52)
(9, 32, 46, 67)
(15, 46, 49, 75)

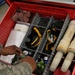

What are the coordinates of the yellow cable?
(34, 37, 42, 47)
(52, 28, 56, 31)
(31, 37, 39, 45)
(47, 29, 53, 43)
(34, 27, 41, 37)
(31, 27, 42, 47)
(46, 42, 50, 50)
(46, 29, 56, 50)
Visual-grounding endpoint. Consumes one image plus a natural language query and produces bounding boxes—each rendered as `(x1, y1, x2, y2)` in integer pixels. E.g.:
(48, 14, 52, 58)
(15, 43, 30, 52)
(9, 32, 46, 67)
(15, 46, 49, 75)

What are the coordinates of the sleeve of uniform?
(12, 62, 32, 75)
(0, 44, 32, 75)
(0, 61, 32, 75)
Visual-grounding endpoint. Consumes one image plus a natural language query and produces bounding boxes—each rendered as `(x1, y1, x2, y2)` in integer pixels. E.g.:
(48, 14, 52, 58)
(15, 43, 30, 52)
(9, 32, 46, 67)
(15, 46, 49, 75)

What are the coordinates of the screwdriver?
(50, 20, 75, 71)
(61, 38, 75, 72)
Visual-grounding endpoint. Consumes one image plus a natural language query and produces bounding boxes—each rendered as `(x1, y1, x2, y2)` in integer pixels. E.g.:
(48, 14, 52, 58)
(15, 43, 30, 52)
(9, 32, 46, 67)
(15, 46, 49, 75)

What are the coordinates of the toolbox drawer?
(0, 1, 75, 75)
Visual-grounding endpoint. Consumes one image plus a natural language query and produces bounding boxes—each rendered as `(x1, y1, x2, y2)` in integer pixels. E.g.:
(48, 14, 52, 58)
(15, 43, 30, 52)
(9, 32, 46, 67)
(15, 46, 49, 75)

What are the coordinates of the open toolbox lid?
(6, 0, 75, 9)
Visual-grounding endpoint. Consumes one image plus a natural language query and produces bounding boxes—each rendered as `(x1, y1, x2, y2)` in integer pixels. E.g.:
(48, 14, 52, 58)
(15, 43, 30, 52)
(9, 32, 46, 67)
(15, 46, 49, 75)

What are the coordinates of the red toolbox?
(72, 66, 75, 75)
(0, 0, 75, 75)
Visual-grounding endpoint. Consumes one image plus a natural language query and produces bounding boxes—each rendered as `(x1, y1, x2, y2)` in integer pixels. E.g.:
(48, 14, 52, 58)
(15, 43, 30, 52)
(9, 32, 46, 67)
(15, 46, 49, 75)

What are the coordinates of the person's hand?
(20, 56, 36, 72)
(1, 45, 22, 56)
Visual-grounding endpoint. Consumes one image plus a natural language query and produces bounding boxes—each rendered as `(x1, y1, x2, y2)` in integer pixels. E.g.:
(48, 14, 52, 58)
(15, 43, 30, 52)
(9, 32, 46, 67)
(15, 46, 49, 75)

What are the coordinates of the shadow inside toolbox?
(33, 16, 50, 27)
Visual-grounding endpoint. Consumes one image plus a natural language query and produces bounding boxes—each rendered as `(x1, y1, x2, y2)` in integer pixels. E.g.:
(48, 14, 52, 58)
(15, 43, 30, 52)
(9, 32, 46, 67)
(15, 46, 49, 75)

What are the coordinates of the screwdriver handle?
(61, 38, 75, 72)
(57, 20, 75, 54)
(50, 20, 75, 72)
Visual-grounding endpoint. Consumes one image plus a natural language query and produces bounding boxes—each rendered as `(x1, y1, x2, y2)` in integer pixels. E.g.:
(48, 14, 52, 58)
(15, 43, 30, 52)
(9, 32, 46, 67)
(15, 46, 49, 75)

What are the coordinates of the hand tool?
(50, 20, 75, 71)
(61, 38, 75, 72)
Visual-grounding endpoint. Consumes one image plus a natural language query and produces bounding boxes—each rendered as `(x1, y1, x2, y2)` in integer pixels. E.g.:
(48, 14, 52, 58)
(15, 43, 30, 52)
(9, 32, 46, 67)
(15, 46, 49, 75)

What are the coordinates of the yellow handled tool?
(31, 27, 42, 47)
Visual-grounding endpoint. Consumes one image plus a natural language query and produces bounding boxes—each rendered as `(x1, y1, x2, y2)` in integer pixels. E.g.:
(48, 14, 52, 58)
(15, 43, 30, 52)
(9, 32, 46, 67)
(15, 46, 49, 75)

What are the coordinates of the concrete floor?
(0, 3, 9, 21)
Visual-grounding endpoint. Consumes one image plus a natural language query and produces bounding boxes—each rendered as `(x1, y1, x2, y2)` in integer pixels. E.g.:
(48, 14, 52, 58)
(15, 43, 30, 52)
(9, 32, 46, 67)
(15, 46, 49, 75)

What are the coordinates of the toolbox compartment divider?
(20, 13, 39, 48)
(42, 14, 70, 75)
(33, 16, 54, 58)
(51, 14, 70, 55)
